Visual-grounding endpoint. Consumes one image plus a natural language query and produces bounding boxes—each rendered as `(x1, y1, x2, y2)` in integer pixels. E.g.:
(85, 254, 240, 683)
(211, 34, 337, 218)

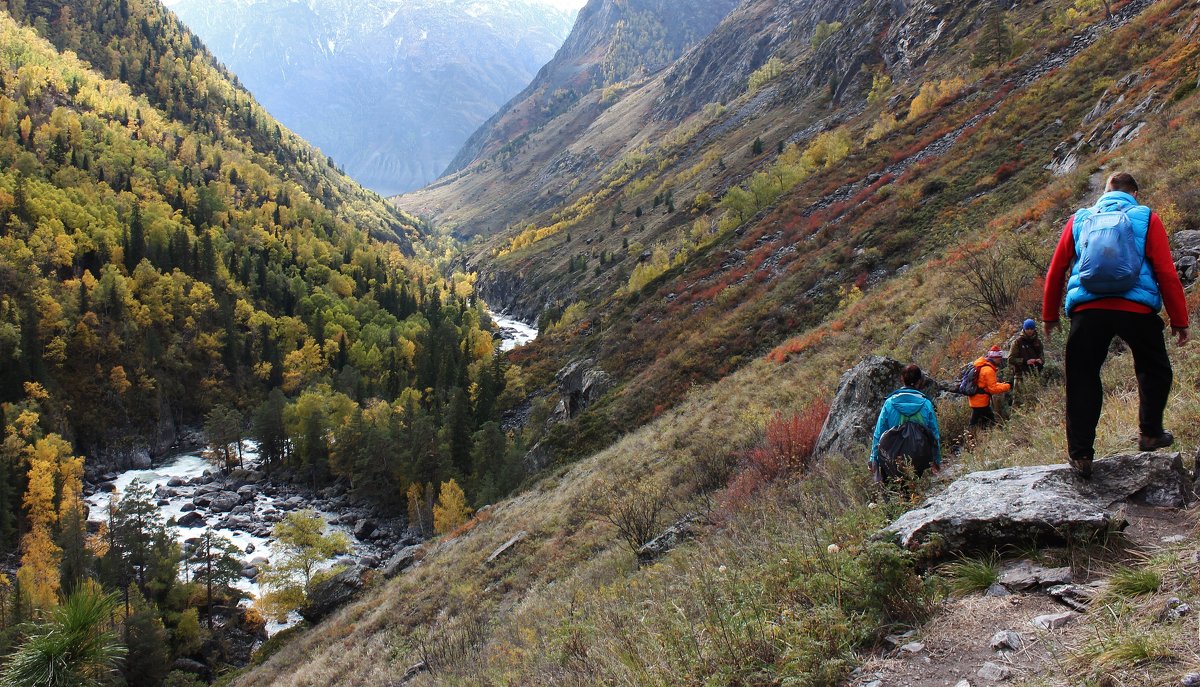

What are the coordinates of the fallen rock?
(885, 452, 1191, 550)
(383, 545, 423, 578)
(1047, 583, 1095, 611)
(998, 560, 1073, 591)
(978, 662, 1011, 682)
(900, 641, 925, 653)
(1031, 611, 1078, 630)
(989, 630, 1023, 652)
(486, 531, 528, 566)
(815, 356, 904, 460)
(300, 565, 367, 623)
(637, 514, 701, 566)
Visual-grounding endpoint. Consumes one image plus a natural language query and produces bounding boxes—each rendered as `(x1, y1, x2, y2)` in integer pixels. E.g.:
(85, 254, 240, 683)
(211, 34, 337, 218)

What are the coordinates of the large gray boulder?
(208, 492, 241, 513)
(814, 356, 904, 460)
(300, 565, 368, 623)
(382, 545, 423, 578)
(551, 359, 613, 422)
(885, 452, 1191, 550)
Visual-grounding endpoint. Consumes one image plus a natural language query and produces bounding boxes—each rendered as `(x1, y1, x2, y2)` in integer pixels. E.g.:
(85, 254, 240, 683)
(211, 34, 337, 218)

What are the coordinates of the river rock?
(156, 499, 170, 507)
(353, 519, 377, 540)
(236, 485, 257, 503)
(209, 492, 241, 513)
(814, 356, 904, 460)
(177, 511, 206, 528)
(180, 502, 195, 512)
(885, 452, 1191, 550)
(300, 565, 368, 623)
(244, 542, 255, 554)
(241, 566, 258, 580)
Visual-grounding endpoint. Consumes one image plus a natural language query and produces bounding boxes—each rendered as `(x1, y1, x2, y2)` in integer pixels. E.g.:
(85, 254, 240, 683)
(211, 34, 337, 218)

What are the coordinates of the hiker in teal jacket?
(869, 364, 942, 479)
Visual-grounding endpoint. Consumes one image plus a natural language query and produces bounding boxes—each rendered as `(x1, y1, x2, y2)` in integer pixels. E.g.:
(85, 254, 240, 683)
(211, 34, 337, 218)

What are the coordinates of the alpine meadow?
(4, 1, 1200, 687)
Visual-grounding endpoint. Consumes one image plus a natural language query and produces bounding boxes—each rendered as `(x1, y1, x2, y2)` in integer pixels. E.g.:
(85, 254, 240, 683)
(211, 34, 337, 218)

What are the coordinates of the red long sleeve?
(1041, 217, 1077, 323)
(1041, 213, 1190, 328)
(1144, 213, 1189, 329)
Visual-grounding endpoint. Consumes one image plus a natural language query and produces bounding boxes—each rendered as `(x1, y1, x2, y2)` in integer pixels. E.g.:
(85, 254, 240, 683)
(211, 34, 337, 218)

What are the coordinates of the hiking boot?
(1068, 455, 1093, 478)
(1138, 430, 1175, 451)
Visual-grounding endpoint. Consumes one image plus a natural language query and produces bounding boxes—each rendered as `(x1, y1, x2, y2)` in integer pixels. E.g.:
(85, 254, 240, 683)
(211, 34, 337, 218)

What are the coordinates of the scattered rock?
(885, 452, 1191, 550)
(637, 514, 701, 565)
(167, 477, 186, 488)
(884, 630, 918, 647)
(1161, 534, 1187, 544)
(900, 641, 925, 653)
(989, 630, 1023, 652)
(978, 662, 1011, 682)
(985, 583, 1011, 598)
(1181, 672, 1200, 687)
(1031, 611, 1078, 630)
(244, 542, 255, 554)
(1162, 597, 1191, 622)
(383, 545, 423, 578)
(1047, 583, 1095, 611)
(815, 356, 904, 460)
(955, 681, 973, 687)
(300, 565, 367, 623)
(240, 566, 258, 580)
(486, 531, 528, 565)
(236, 485, 258, 503)
(171, 658, 207, 676)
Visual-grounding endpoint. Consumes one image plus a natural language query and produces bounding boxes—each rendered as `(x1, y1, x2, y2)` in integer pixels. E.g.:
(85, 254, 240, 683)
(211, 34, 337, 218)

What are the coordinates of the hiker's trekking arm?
(869, 403, 890, 466)
(1145, 212, 1189, 330)
(1041, 218, 1077, 325)
(926, 402, 942, 466)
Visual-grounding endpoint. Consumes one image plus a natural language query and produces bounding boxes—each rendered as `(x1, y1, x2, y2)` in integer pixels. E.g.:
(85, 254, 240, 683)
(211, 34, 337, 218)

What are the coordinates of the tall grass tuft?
(940, 553, 1001, 595)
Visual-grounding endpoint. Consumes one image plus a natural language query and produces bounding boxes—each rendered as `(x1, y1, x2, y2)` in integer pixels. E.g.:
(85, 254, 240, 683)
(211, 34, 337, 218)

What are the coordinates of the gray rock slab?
(885, 452, 1190, 550)
(1032, 611, 1078, 630)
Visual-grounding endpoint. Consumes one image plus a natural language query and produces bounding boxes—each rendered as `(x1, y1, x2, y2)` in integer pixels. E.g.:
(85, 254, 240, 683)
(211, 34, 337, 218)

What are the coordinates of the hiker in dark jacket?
(1009, 319, 1045, 380)
(968, 346, 1011, 428)
(1043, 172, 1189, 478)
(870, 364, 941, 480)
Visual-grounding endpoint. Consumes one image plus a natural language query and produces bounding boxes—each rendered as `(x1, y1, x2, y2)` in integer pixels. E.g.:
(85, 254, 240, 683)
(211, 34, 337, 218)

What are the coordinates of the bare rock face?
(885, 452, 1191, 551)
(814, 356, 904, 461)
(551, 359, 614, 422)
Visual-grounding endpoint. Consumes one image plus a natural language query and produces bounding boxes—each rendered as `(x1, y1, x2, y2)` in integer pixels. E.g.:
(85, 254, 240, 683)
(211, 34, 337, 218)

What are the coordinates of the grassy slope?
(235, 1, 1200, 685)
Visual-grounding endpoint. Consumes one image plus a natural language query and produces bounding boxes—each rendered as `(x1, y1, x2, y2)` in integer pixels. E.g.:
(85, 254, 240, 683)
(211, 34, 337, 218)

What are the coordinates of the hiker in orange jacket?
(969, 346, 1011, 428)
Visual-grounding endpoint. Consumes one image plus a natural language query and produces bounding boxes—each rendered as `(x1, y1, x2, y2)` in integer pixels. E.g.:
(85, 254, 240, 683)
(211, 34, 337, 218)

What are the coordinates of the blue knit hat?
(1023, 319, 1036, 331)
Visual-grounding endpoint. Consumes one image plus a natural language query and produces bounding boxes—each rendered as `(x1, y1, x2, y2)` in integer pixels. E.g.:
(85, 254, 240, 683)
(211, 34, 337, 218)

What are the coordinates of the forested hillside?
(224, 0, 1200, 684)
(0, 1, 530, 678)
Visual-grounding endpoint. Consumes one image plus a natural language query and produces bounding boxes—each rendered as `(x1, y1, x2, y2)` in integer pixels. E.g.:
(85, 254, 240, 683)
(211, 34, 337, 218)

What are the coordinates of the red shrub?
(719, 400, 831, 514)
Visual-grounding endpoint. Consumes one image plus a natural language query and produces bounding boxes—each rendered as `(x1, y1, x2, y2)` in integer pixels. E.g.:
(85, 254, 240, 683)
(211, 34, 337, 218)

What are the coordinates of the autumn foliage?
(721, 400, 830, 513)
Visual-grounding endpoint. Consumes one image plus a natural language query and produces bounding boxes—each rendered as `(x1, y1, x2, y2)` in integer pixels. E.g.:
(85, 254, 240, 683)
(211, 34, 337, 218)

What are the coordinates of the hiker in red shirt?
(1042, 172, 1190, 478)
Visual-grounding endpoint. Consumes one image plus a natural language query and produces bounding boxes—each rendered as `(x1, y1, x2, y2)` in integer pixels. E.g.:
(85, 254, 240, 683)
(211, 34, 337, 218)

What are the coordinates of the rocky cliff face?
(443, 0, 739, 176)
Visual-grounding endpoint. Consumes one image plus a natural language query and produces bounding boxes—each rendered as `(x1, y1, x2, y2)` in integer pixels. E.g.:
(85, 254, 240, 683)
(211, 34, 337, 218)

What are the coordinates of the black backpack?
(877, 410, 936, 481)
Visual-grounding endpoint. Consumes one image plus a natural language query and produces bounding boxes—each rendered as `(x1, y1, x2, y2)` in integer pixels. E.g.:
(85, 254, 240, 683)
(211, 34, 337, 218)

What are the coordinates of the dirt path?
(855, 503, 1198, 687)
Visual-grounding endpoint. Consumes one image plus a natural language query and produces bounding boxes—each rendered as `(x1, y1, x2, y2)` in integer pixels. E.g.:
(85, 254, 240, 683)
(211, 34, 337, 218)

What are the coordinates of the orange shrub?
(719, 400, 831, 514)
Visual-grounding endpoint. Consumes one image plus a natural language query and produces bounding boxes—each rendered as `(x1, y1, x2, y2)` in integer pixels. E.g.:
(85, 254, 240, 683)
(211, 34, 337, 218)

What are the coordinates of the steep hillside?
(229, 0, 1200, 682)
(430, 0, 739, 199)
(165, 0, 580, 196)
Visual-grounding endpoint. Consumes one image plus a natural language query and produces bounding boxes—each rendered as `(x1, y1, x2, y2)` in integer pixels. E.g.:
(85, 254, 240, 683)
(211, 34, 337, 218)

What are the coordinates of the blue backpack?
(1077, 206, 1142, 295)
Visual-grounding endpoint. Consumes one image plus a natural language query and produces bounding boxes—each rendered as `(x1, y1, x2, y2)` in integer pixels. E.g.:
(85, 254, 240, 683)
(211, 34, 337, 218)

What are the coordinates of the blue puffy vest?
(1065, 191, 1161, 314)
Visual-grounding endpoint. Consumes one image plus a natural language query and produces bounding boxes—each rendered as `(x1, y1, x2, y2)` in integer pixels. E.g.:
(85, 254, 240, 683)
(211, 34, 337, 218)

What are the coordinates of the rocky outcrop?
(300, 565, 369, 623)
(551, 359, 614, 422)
(382, 545, 423, 578)
(885, 452, 1191, 550)
(1174, 230, 1200, 287)
(637, 514, 701, 566)
(814, 356, 904, 460)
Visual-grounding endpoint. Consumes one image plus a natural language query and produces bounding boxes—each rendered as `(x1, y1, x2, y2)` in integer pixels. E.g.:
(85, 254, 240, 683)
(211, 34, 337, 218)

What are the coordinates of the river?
(83, 310, 538, 635)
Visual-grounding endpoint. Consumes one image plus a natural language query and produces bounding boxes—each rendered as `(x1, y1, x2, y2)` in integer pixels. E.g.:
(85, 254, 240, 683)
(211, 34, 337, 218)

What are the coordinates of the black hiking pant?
(970, 405, 996, 427)
(1065, 309, 1173, 461)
